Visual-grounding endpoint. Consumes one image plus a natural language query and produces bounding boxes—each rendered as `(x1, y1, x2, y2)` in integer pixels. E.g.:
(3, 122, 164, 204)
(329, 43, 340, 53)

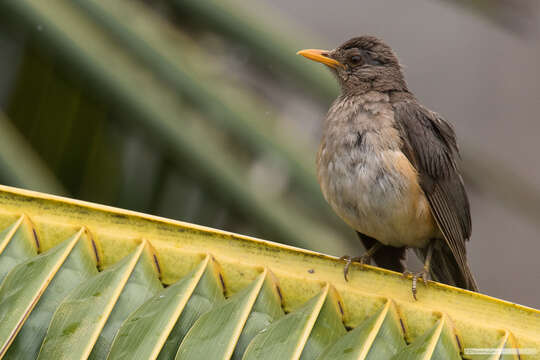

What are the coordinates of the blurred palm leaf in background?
(0, 0, 355, 256)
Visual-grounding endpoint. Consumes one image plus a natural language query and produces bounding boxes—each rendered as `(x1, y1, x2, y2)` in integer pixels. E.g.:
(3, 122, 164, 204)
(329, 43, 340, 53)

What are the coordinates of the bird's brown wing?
(393, 101, 478, 291)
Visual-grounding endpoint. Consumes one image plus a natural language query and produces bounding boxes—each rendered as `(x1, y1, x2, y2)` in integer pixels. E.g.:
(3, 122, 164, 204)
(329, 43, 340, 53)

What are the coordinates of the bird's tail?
(415, 242, 478, 292)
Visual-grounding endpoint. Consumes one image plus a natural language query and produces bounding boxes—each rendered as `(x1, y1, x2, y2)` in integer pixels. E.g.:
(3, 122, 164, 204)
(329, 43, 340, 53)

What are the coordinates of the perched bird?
(297, 36, 478, 298)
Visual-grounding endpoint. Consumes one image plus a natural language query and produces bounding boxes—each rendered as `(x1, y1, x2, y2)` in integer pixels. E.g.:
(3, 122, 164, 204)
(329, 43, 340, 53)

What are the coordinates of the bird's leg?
(340, 243, 382, 281)
(403, 241, 434, 300)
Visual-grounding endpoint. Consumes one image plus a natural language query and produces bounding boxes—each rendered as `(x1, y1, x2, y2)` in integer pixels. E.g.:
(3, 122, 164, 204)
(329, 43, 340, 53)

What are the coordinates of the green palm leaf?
(0, 185, 537, 359)
(4, 230, 97, 359)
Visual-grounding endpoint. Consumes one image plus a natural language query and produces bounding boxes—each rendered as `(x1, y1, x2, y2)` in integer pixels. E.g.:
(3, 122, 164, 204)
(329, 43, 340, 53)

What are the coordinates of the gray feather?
(393, 101, 478, 291)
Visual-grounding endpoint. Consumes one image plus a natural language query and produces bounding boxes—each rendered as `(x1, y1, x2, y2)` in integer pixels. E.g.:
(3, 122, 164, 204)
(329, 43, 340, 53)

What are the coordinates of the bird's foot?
(339, 253, 372, 281)
(402, 268, 430, 300)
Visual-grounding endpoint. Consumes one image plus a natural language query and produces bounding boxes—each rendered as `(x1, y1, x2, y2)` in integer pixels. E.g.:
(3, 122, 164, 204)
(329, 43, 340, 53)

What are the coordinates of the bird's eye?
(350, 55, 362, 65)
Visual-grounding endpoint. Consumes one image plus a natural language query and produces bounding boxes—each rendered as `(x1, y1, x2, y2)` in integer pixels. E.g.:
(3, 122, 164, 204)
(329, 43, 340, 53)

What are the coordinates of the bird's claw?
(403, 269, 430, 300)
(339, 254, 371, 281)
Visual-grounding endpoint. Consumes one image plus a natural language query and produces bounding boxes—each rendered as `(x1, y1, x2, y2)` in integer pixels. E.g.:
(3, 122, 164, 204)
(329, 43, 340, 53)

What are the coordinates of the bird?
(297, 36, 478, 299)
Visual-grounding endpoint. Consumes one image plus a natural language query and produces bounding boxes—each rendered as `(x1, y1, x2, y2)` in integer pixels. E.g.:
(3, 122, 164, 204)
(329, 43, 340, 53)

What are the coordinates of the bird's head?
(298, 36, 408, 95)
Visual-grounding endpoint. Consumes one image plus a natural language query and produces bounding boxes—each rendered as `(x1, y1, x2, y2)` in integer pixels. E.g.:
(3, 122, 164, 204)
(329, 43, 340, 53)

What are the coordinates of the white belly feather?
(317, 92, 437, 248)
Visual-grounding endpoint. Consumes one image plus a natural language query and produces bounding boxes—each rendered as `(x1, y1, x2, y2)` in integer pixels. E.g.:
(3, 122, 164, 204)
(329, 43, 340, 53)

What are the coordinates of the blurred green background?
(0, 0, 539, 307)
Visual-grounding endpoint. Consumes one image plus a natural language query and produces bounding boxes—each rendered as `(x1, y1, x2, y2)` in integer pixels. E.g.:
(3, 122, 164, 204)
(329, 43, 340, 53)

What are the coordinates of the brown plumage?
(298, 36, 478, 293)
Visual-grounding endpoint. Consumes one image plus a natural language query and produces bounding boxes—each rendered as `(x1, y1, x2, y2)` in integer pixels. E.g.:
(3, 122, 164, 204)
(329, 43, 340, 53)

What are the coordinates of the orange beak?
(296, 49, 343, 69)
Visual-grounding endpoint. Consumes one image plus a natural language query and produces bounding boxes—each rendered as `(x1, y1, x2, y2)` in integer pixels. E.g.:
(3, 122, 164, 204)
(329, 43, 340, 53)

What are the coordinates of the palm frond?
(0, 185, 537, 359)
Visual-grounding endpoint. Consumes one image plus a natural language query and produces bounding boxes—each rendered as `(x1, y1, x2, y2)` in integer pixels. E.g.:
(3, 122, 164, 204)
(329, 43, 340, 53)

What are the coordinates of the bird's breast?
(317, 94, 437, 247)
